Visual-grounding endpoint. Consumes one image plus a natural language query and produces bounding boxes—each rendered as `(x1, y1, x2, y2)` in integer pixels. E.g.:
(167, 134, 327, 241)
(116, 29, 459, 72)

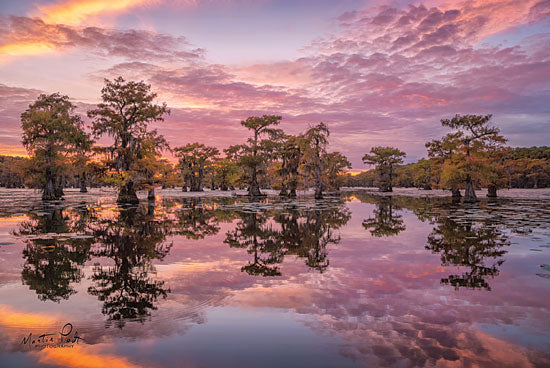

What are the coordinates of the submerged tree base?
(42, 181, 63, 201)
(117, 181, 139, 204)
(464, 182, 478, 203)
(487, 185, 498, 198)
(451, 188, 462, 198)
(117, 192, 139, 204)
(42, 192, 63, 201)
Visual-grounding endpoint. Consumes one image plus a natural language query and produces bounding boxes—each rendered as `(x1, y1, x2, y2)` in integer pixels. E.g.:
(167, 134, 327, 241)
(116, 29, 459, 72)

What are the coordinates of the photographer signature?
(21, 322, 85, 348)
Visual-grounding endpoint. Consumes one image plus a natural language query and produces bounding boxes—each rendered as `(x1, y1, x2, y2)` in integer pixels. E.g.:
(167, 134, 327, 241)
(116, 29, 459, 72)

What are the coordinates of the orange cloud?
(37, 0, 156, 26)
(0, 41, 56, 57)
(0, 305, 59, 329)
(437, 0, 546, 41)
(36, 345, 145, 368)
(0, 146, 28, 157)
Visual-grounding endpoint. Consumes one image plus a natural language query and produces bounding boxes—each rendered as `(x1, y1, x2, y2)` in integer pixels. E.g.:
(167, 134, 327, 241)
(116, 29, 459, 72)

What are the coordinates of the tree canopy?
(88, 77, 170, 203)
(21, 93, 92, 200)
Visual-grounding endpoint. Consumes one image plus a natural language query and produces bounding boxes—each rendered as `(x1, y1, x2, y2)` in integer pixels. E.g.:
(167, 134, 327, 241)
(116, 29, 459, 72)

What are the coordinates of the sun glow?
(37, 345, 145, 368)
(38, 0, 154, 26)
(0, 306, 58, 328)
(0, 42, 56, 57)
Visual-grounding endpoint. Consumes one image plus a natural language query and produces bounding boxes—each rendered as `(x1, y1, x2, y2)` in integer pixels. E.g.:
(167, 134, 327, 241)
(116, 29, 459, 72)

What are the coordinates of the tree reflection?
(15, 206, 93, 302)
(362, 198, 406, 237)
(88, 203, 172, 327)
(225, 201, 351, 275)
(225, 211, 282, 276)
(425, 217, 509, 290)
(174, 198, 221, 239)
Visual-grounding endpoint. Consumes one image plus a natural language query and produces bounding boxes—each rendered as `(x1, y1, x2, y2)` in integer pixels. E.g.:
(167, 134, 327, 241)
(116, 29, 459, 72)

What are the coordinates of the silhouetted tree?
(362, 146, 405, 192)
(302, 123, 330, 199)
(431, 114, 507, 202)
(21, 93, 92, 200)
(175, 143, 219, 192)
(231, 115, 283, 197)
(88, 77, 170, 204)
(277, 134, 302, 197)
(324, 151, 351, 191)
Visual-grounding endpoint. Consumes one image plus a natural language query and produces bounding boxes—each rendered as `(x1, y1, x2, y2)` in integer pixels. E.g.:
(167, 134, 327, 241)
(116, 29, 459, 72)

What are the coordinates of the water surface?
(0, 189, 549, 367)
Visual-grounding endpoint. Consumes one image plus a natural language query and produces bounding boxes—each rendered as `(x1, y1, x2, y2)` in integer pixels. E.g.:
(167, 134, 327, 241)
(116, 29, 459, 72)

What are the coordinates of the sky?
(0, 0, 549, 167)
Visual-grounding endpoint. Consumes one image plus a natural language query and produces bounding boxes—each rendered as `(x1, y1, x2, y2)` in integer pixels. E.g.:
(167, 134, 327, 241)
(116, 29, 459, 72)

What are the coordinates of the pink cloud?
(0, 15, 204, 61)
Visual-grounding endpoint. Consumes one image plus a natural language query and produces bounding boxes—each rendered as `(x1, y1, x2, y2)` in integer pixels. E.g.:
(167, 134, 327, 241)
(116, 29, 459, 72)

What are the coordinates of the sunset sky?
(1, 0, 549, 167)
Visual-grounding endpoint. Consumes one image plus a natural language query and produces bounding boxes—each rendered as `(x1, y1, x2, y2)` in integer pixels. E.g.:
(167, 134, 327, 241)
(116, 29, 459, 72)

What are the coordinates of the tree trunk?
(288, 179, 297, 198)
(378, 167, 392, 192)
(148, 187, 155, 201)
(388, 165, 393, 192)
(451, 187, 462, 198)
(279, 181, 288, 197)
(117, 180, 139, 204)
(147, 201, 155, 216)
(42, 177, 57, 200)
(248, 168, 263, 197)
(487, 184, 497, 198)
(80, 172, 88, 193)
(197, 166, 204, 191)
(55, 176, 64, 199)
(314, 162, 323, 199)
(464, 178, 478, 203)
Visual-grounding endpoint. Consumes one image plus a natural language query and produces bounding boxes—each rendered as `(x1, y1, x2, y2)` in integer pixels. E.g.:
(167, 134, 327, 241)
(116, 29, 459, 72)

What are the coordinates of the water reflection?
(225, 203, 351, 275)
(361, 197, 406, 237)
(87, 204, 172, 328)
(174, 198, 222, 239)
(2, 191, 549, 367)
(425, 216, 509, 290)
(15, 206, 93, 302)
(350, 192, 513, 291)
(11, 195, 529, 308)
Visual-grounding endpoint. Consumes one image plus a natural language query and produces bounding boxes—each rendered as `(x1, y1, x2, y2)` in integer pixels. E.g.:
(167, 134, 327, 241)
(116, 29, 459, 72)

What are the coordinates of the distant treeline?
(344, 146, 550, 190)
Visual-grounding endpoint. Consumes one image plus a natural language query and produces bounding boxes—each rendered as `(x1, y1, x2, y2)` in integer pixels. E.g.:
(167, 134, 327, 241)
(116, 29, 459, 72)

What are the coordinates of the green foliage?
(21, 93, 92, 199)
(87, 77, 170, 203)
(232, 115, 283, 196)
(362, 146, 405, 192)
(0, 156, 26, 188)
(175, 143, 219, 192)
(302, 122, 330, 198)
(427, 114, 507, 200)
(16, 92, 549, 201)
(323, 151, 351, 191)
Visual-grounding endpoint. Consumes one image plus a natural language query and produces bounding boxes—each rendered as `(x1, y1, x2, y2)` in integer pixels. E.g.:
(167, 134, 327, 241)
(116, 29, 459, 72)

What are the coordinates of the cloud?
(35, 0, 157, 26)
(0, 15, 204, 61)
(0, 84, 42, 156)
(36, 345, 145, 368)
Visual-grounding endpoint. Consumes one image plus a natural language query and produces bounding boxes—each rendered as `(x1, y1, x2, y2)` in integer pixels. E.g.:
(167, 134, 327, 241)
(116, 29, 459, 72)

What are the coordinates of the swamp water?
(0, 188, 549, 367)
